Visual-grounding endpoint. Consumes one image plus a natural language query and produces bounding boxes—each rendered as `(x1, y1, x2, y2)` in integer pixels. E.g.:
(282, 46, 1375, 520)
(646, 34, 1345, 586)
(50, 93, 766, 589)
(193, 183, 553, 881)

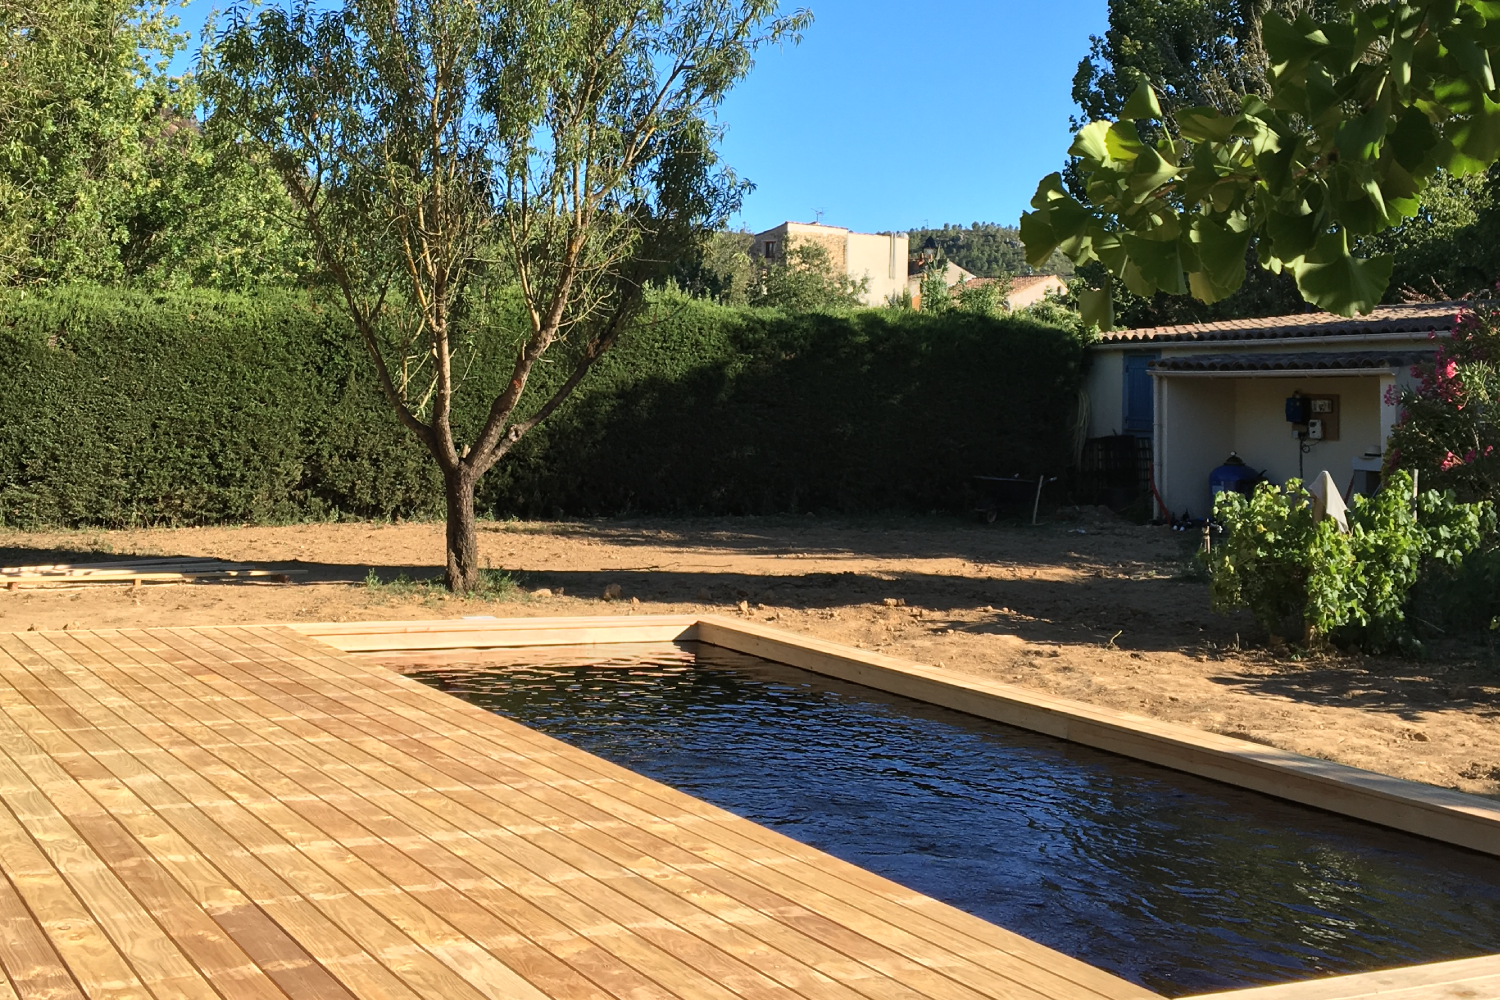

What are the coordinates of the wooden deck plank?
(0, 624, 1158, 1000)
(1187, 955, 1500, 999)
(0, 640, 366, 1000)
(143, 629, 964, 1000)
(0, 636, 445, 1000)
(68, 630, 739, 1000)
(219, 625, 1151, 1000)
(138, 625, 943, 1000)
(191, 629, 1064, 1000)
(10, 633, 541, 1000)
(214, 626, 1146, 1000)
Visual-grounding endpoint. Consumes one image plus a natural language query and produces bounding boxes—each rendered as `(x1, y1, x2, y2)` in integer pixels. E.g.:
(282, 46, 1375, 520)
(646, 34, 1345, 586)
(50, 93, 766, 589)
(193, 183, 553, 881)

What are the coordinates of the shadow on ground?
(1209, 657, 1500, 722)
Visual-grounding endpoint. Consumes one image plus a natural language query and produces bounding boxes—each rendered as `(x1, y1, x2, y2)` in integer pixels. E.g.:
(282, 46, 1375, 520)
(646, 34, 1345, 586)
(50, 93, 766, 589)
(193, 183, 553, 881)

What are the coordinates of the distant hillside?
(903, 223, 1073, 280)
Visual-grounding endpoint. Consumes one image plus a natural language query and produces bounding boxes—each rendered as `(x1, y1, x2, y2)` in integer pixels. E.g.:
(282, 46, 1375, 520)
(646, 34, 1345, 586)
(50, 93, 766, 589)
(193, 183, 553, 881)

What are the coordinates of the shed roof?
(1148, 349, 1436, 374)
(1099, 302, 1459, 345)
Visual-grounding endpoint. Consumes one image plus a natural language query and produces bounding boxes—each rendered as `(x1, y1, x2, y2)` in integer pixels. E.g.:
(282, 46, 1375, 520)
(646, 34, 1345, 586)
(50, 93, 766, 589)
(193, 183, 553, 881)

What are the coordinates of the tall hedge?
(0, 287, 1084, 527)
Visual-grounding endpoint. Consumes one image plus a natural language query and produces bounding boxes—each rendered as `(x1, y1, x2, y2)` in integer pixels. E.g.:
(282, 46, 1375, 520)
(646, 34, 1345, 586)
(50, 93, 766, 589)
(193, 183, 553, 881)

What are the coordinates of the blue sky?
(169, 0, 1110, 234)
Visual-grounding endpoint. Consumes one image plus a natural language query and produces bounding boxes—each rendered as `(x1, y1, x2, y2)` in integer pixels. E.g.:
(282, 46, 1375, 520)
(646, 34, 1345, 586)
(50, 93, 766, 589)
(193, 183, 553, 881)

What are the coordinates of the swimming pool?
(409, 643, 1500, 997)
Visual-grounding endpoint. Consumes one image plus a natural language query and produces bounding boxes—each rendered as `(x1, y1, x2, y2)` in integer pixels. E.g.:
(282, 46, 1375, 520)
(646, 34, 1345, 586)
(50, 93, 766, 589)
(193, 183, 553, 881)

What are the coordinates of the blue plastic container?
(1210, 453, 1261, 497)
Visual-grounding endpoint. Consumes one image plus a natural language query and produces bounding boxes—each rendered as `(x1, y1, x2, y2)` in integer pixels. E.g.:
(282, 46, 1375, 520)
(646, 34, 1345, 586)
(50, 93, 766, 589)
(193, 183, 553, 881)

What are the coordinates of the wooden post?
(1031, 475, 1045, 526)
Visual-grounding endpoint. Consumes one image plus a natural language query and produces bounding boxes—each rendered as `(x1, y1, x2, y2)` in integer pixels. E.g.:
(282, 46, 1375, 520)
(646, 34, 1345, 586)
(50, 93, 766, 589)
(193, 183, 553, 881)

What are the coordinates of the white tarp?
(1307, 470, 1349, 533)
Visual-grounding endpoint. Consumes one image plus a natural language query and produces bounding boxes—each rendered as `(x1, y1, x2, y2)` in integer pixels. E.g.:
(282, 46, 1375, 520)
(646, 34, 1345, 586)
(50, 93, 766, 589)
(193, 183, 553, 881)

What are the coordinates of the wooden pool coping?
(292, 614, 1500, 859)
(290, 613, 1500, 1000)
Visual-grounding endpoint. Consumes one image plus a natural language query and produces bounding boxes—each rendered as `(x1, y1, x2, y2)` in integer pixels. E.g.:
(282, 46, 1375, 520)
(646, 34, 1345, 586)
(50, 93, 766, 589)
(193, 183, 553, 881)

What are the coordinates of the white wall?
(846, 231, 909, 306)
(1153, 374, 1386, 517)
(1156, 377, 1236, 518)
(1085, 352, 1125, 438)
(1231, 376, 1382, 491)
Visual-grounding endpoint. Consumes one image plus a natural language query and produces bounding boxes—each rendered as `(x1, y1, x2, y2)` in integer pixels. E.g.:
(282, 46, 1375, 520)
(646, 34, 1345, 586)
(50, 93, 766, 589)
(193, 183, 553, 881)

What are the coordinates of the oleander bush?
(0, 286, 1086, 526)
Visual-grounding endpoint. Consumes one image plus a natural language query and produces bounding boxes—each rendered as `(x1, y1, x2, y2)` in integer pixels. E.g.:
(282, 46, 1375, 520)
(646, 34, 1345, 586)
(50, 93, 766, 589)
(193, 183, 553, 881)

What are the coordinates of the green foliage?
(0, 286, 1087, 525)
(1364, 164, 1500, 299)
(0, 0, 307, 287)
(748, 240, 869, 311)
(1027, 1, 1500, 324)
(1209, 471, 1493, 651)
(905, 224, 1073, 279)
(918, 265, 950, 314)
(955, 279, 1006, 317)
(1072, 0, 1342, 127)
(1389, 298, 1500, 502)
(678, 230, 756, 304)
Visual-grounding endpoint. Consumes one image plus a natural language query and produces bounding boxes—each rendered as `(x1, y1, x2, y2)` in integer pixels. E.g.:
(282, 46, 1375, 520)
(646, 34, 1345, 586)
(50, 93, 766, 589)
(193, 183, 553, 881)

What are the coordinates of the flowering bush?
(1388, 298, 1500, 502)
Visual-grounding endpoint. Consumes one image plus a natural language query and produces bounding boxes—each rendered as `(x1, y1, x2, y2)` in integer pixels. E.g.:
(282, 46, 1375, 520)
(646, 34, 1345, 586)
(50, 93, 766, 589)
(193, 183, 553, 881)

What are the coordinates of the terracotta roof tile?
(1148, 349, 1436, 374)
(1099, 302, 1460, 344)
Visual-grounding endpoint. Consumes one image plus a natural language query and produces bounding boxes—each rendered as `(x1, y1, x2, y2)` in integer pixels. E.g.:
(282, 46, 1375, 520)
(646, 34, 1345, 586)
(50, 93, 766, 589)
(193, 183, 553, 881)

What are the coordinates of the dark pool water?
(411, 644, 1500, 997)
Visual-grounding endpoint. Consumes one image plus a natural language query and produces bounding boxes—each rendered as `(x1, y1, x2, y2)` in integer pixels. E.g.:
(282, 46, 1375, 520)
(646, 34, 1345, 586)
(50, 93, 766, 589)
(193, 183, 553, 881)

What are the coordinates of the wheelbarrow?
(970, 474, 1058, 525)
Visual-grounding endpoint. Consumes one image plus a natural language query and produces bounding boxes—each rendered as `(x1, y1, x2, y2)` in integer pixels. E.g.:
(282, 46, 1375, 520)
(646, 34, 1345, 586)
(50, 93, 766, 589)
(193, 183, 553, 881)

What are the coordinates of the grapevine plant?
(1209, 470, 1493, 651)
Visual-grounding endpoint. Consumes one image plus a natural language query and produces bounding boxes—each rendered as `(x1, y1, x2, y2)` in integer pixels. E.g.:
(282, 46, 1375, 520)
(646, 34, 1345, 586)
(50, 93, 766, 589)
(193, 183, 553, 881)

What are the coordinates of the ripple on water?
(414, 644, 1500, 997)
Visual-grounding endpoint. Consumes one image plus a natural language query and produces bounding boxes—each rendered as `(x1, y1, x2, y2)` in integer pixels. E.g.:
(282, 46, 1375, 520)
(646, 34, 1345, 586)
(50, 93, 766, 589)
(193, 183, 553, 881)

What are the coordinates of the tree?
(0, 0, 180, 282)
(903, 223, 1072, 279)
(747, 238, 868, 310)
(1072, 0, 1343, 129)
(1024, 1, 1500, 327)
(206, 0, 806, 590)
(0, 0, 310, 287)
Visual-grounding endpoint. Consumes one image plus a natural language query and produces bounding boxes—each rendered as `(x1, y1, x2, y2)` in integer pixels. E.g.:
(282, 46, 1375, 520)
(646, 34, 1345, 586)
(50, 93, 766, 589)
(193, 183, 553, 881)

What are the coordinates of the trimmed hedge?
(0, 287, 1085, 526)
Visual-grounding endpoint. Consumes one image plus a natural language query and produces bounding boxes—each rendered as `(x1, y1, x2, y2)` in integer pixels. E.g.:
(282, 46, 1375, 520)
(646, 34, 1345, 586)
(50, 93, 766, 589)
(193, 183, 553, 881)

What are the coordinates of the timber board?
(0, 624, 1156, 1000)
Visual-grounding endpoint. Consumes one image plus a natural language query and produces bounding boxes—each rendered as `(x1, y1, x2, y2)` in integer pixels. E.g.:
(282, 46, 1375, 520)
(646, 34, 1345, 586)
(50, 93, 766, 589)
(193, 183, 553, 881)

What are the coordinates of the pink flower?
(1440, 451, 1462, 471)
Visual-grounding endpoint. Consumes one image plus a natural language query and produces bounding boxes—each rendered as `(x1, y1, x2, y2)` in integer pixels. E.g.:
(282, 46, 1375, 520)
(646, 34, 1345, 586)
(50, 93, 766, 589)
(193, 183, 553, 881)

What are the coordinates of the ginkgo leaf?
(1288, 231, 1394, 316)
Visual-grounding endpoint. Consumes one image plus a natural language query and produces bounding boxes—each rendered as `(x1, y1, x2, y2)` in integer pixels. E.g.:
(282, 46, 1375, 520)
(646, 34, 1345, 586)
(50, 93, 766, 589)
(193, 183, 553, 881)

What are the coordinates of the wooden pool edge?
(291, 613, 1500, 860)
(291, 614, 1500, 1000)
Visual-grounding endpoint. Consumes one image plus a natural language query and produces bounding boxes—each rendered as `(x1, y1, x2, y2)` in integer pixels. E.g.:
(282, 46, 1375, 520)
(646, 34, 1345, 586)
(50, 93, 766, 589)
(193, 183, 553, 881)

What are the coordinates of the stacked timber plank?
(1, 555, 303, 589)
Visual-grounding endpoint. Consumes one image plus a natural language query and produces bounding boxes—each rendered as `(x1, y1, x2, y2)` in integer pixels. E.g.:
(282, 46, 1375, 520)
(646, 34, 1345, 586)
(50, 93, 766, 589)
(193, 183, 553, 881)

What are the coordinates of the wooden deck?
(0, 625, 1156, 1000)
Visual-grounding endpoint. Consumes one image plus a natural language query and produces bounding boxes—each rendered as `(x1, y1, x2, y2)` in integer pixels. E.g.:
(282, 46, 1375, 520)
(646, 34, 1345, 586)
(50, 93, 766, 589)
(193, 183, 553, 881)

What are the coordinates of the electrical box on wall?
(1284, 393, 1341, 441)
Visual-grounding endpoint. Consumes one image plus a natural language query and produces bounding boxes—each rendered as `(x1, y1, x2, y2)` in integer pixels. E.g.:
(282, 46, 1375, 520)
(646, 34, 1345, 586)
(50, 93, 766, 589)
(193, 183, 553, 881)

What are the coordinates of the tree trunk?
(444, 467, 481, 592)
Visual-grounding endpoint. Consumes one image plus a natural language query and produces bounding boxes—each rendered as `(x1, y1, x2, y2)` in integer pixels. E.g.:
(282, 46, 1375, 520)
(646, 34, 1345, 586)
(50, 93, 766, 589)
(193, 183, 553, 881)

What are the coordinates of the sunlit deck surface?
(0, 625, 1157, 1000)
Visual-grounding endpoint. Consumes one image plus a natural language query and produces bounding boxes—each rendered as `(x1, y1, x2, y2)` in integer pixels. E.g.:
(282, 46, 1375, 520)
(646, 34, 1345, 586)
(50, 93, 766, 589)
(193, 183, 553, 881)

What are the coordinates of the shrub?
(0, 285, 1087, 526)
(1208, 471, 1493, 652)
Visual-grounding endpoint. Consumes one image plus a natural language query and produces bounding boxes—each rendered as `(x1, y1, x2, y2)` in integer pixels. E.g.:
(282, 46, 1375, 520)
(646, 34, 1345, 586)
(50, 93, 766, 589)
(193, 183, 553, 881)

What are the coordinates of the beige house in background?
(750, 222, 909, 307)
(945, 273, 1067, 311)
(1085, 302, 1453, 520)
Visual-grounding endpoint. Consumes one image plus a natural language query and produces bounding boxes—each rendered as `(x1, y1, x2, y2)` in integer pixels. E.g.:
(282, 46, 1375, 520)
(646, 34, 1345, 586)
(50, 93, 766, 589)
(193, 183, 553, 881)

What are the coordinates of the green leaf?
(1078, 284, 1115, 331)
(1265, 206, 1321, 260)
(1189, 213, 1252, 288)
(1336, 106, 1390, 163)
(1388, 104, 1439, 171)
(1119, 78, 1163, 121)
(1287, 230, 1394, 316)
(1442, 29, 1496, 92)
(1121, 232, 1188, 296)
(1125, 145, 1179, 203)
(1176, 106, 1239, 142)
(1020, 174, 1095, 266)
(1068, 121, 1112, 167)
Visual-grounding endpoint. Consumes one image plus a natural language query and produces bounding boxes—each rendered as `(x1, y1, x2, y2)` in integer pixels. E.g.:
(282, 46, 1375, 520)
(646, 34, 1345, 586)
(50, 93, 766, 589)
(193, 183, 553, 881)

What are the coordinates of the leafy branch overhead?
(1021, 1, 1500, 326)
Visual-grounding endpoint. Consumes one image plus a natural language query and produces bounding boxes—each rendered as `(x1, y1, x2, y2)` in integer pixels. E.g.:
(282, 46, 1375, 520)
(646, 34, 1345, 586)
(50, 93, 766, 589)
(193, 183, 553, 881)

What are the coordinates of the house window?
(763, 240, 778, 259)
(1123, 353, 1158, 435)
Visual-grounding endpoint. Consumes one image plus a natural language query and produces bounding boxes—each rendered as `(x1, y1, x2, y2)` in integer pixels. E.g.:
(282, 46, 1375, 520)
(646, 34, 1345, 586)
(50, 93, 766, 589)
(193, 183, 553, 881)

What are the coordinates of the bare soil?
(3, 511, 1497, 798)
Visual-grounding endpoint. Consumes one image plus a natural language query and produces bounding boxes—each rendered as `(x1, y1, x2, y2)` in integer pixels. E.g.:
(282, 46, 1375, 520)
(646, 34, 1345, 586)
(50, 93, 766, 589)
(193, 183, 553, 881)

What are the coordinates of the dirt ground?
(2, 510, 1498, 798)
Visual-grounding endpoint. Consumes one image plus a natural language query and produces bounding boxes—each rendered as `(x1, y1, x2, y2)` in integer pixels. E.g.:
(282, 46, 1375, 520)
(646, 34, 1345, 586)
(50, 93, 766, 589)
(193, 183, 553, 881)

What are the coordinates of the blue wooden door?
(1122, 354, 1157, 436)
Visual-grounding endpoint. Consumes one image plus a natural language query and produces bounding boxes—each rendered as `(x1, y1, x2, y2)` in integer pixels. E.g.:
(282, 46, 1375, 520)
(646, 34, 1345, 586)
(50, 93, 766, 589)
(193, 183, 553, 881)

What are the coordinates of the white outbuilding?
(1083, 302, 1456, 520)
